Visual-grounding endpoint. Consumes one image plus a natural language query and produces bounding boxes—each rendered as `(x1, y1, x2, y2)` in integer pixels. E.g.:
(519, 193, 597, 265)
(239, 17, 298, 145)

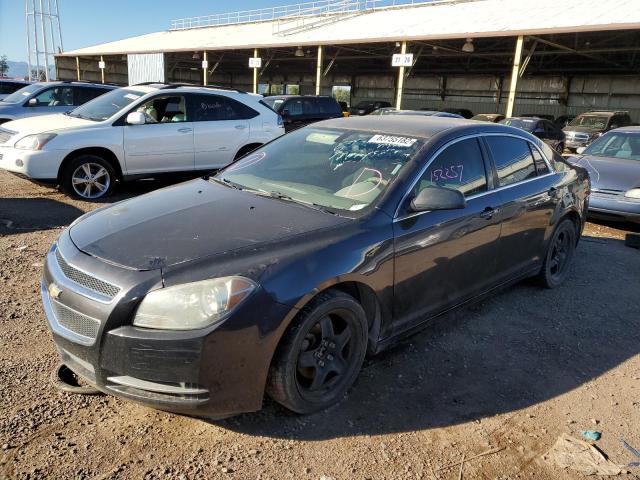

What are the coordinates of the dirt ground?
(1, 170, 639, 480)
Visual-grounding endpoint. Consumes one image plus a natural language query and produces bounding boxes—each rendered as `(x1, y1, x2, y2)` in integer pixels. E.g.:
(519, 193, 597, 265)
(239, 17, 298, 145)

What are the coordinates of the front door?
(123, 94, 194, 175)
(24, 86, 75, 117)
(392, 137, 502, 335)
(483, 135, 560, 280)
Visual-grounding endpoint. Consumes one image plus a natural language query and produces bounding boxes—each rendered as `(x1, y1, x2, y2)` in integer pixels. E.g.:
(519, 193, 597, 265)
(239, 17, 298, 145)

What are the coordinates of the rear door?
(483, 135, 559, 280)
(123, 93, 194, 174)
(189, 93, 254, 170)
(392, 136, 503, 335)
(74, 87, 110, 106)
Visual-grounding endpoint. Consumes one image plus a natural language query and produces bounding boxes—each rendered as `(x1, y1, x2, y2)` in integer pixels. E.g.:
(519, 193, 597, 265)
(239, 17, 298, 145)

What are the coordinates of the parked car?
(500, 117, 566, 153)
(371, 108, 464, 118)
(40, 116, 588, 417)
(0, 79, 32, 101)
(438, 108, 474, 119)
(0, 81, 116, 125)
(0, 84, 284, 200)
(471, 113, 505, 123)
(349, 100, 392, 116)
(563, 111, 632, 152)
(554, 115, 575, 128)
(261, 95, 342, 132)
(566, 127, 640, 223)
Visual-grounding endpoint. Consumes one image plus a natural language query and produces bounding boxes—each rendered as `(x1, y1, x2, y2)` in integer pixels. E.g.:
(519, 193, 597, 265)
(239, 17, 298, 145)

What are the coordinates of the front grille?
(55, 248, 120, 299)
(0, 128, 15, 144)
(51, 299, 100, 340)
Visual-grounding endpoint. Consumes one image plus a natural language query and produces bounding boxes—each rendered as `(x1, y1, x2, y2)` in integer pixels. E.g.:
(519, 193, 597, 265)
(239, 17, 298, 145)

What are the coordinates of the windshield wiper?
(259, 190, 339, 215)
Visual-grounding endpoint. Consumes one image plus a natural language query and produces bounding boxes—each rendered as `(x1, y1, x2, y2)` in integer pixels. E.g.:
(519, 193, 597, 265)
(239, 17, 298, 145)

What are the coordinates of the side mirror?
(27, 98, 38, 106)
(126, 111, 146, 125)
(410, 186, 466, 212)
(576, 146, 586, 155)
(609, 124, 619, 130)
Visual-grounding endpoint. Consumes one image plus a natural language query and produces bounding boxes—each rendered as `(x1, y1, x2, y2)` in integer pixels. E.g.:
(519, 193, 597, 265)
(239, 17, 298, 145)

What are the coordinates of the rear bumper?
(40, 234, 291, 417)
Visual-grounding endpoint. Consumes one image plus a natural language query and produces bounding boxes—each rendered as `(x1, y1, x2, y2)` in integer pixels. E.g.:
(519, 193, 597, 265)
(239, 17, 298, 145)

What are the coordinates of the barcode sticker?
(368, 134, 417, 147)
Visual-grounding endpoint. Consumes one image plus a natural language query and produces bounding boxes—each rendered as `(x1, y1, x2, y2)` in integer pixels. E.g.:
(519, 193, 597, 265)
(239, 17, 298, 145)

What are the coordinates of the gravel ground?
(1, 170, 639, 480)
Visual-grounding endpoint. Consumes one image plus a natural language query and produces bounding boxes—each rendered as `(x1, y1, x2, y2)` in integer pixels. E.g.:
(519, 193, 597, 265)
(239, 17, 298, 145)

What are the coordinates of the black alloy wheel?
(538, 219, 576, 288)
(267, 290, 368, 414)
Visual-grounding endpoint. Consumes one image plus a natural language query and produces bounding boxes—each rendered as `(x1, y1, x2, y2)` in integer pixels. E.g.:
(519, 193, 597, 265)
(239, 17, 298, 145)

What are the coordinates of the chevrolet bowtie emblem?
(48, 283, 63, 299)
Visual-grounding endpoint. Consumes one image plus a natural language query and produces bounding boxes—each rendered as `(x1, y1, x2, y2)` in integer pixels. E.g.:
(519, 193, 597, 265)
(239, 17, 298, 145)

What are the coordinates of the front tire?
(266, 290, 368, 414)
(61, 154, 116, 200)
(537, 219, 576, 288)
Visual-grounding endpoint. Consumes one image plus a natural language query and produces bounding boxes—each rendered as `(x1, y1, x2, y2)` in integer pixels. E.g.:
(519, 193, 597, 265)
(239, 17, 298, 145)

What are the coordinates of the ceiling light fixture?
(462, 38, 475, 53)
(294, 47, 305, 57)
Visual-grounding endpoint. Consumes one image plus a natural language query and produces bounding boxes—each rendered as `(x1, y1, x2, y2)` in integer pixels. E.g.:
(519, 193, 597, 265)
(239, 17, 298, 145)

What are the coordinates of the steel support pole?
(203, 50, 208, 85)
(315, 45, 323, 96)
(25, 0, 33, 81)
(506, 35, 524, 118)
(32, 0, 40, 80)
(253, 49, 259, 94)
(395, 41, 407, 110)
(39, 0, 50, 81)
(76, 56, 80, 80)
(100, 55, 105, 84)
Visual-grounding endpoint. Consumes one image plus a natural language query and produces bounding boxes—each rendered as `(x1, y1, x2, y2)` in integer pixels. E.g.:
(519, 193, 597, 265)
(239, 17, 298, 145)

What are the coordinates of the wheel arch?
(57, 147, 123, 184)
(233, 142, 263, 161)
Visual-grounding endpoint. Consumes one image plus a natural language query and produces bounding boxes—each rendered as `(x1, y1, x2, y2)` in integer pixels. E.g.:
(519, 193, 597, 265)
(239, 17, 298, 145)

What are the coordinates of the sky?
(0, 0, 279, 62)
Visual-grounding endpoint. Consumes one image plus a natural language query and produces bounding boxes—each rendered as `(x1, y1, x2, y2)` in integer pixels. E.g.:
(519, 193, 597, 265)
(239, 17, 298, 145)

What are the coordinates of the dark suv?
(261, 95, 343, 132)
(350, 100, 392, 116)
(563, 111, 632, 152)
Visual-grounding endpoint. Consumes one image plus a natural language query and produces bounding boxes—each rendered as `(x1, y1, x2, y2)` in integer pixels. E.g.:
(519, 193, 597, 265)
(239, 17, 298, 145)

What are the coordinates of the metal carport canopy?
(58, 0, 640, 56)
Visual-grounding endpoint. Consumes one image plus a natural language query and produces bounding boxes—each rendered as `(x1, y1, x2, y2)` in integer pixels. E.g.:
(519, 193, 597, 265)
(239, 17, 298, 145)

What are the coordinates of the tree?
(0, 56, 8, 77)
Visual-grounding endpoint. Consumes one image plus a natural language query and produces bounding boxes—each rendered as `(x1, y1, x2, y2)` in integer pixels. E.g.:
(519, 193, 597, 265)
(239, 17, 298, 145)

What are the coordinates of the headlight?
(14, 133, 57, 150)
(133, 276, 256, 330)
(624, 188, 640, 199)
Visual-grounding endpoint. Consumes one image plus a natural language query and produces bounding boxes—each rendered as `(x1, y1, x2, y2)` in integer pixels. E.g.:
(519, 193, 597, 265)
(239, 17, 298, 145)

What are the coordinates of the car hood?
(69, 178, 349, 271)
(563, 125, 603, 134)
(571, 155, 640, 191)
(2, 113, 95, 135)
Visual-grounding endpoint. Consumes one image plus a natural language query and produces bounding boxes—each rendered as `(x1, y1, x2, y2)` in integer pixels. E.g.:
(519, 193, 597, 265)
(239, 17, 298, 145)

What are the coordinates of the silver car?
(0, 81, 116, 125)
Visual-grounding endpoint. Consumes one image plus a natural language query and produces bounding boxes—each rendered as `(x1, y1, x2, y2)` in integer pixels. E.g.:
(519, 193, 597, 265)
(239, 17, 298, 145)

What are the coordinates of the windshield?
(261, 97, 285, 112)
(500, 118, 537, 132)
(583, 132, 640, 161)
(216, 127, 425, 213)
(569, 115, 608, 129)
(67, 88, 146, 121)
(1, 83, 43, 104)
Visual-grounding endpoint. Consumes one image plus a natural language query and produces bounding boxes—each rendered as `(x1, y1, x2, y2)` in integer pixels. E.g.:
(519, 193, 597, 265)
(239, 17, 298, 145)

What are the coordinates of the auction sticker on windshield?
(368, 134, 417, 147)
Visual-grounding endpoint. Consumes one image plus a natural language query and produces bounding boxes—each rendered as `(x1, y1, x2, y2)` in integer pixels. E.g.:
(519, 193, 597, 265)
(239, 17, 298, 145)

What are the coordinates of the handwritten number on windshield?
(431, 165, 464, 183)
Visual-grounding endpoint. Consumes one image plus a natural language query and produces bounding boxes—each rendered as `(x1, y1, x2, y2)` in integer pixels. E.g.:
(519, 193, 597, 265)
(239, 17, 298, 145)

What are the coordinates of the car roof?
(32, 81, 116, 89)
(313, 115, 481, 138)
(610, 126, 640, 132)
(266, 95, 332, 100)
(580, 111, 626, 116)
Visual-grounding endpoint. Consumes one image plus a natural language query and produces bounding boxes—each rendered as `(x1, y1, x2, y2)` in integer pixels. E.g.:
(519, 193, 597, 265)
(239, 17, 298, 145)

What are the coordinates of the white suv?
(0, 83, 284, 200)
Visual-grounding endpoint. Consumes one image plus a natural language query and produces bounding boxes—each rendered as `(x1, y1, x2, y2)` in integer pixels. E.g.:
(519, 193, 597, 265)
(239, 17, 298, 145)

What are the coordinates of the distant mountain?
(6, 60, 29, 79)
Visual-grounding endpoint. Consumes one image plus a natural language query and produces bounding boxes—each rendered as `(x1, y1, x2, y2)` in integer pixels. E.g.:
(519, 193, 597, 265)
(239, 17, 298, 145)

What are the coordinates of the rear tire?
(61, 154, 116, 201)
(537, 219, 576, 288)
(266, 290, 368, 414)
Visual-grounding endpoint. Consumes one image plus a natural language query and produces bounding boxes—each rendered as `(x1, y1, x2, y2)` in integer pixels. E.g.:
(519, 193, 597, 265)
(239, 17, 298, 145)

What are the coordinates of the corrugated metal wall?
(127, 53, 165, 85)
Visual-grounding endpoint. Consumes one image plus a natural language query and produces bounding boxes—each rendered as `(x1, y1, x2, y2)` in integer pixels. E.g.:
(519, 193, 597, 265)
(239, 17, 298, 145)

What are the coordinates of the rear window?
(190, 94, 258, 121)
(318, 97, 341, 115)
(485, 136, 538, 187)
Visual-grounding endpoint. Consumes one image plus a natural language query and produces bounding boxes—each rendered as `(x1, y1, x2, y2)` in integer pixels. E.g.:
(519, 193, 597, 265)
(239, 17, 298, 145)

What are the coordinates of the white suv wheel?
(71, 162, 111, 199)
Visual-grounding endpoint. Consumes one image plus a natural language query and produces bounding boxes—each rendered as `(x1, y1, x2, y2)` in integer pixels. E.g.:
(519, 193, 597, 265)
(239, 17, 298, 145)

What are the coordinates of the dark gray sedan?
(567, 127, 640, 223)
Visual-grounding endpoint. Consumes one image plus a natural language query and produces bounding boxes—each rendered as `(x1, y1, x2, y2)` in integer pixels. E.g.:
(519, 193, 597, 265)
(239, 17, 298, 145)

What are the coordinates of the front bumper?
(41, 231, 291, 417)
(588, 195, 640, 223)
(0, 145, 65, 180)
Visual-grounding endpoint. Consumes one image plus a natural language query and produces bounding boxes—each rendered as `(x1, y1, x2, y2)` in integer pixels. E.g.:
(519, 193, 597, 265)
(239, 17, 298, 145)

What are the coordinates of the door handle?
(178, 127, 192, 133)
(234, 125, 247, 130)
(480, 207, 497, 220)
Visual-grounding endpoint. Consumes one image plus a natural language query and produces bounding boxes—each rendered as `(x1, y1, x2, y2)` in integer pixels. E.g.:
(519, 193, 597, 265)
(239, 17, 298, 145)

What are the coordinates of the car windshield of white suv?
(1, 83, 43, 104)
(66, 88, 146, 121)
(569, 115, 608, 129)
(216, 127, 424, 214)
(583, 132, 640, 161)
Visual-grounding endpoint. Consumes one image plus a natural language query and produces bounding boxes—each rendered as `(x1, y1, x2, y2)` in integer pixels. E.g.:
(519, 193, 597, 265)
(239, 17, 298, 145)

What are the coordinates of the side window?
(485, 136, 537, 187)
(319, 97, 341, 114)
(529, 144, 550, 175)
(135, 95, 187, 123)
(302, 99, 318, 115)
(412, 137, 488, 200)
(33, 86, 74, 107)
(189, 94, 258, 121)
(284, 99, 303, 116)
